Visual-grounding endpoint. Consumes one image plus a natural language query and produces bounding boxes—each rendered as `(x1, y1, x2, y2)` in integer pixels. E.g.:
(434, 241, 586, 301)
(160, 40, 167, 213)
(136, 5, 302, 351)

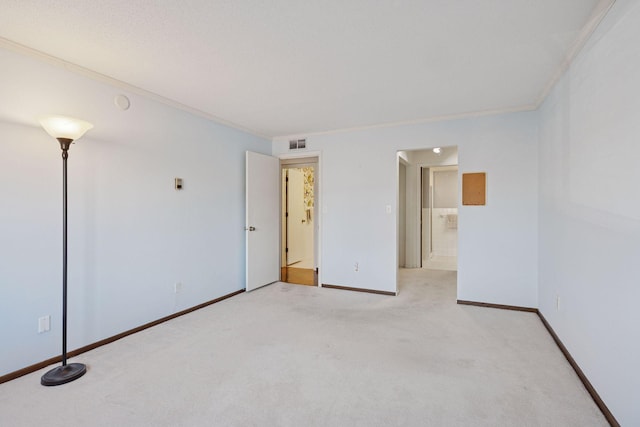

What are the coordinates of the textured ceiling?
(0, 0, 613, 138)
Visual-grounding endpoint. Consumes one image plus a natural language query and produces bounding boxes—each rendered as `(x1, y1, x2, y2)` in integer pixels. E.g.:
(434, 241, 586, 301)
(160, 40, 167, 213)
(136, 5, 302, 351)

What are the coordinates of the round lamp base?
(41, 363, 86, 386)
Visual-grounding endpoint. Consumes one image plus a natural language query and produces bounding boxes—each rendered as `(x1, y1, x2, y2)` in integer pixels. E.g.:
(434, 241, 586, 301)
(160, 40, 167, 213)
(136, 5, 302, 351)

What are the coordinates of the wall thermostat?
(175, 178, 183, 190)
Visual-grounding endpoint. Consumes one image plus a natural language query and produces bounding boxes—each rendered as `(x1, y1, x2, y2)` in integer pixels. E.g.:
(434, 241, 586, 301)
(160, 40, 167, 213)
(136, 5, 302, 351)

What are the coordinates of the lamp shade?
(39, 115, 94, 141)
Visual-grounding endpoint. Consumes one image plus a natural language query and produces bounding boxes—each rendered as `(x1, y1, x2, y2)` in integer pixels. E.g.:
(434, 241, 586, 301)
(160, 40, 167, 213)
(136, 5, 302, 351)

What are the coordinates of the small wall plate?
(114, 94, 131, 111)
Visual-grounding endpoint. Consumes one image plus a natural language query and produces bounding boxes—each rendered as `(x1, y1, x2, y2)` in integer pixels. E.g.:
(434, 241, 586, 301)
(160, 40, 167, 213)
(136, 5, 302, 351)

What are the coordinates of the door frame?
(398, 157, 409, 268)
(279, 151, 322, 287)
(396, 147, 459, 293)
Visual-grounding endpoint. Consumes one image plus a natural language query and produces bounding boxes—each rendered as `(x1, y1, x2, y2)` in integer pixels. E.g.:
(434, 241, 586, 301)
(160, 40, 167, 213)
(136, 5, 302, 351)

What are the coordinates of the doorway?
(396, 147, 458, 271)
(396, 147, 458, 296)
(281, 158, 318, 286)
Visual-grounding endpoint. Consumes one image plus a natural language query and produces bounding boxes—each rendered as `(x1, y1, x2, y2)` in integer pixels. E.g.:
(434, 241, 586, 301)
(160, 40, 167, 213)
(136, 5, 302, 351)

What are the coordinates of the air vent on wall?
(289, 139, 306, 150)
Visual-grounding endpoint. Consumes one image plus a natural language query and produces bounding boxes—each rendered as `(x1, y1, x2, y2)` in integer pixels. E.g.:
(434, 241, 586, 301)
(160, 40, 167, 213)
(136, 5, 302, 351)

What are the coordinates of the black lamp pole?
(41, 138, 87, 386)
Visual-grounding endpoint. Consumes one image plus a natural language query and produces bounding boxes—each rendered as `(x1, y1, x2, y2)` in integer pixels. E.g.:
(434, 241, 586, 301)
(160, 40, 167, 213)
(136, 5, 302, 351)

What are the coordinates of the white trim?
(534, 0, 616, 106)
(0, 37, 267, 139)
(273, 2, 615, 141)
(430, 165, 458, 172)
(3, 0, 613, 141)
(396, 157, 401, 294)
(278, 150, 322, 160)
(273, 105, 536, 141)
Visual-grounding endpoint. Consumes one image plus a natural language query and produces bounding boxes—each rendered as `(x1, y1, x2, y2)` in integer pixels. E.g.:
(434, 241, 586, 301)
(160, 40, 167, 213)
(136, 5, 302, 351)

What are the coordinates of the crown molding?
(534, 0, 616, 107)
(272, 104, 537, 141)
(0, 37, 268, 140)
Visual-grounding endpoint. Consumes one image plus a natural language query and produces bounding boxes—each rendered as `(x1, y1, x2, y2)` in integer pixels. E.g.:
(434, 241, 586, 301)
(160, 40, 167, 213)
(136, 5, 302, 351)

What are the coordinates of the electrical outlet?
(354, 262, 359, 272)
(38, 316, 51, 333)
(174, 282, 183, 293)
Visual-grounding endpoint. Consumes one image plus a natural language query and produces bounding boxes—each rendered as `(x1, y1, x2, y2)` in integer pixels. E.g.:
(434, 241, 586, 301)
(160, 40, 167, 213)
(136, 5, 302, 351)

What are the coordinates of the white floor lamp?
(38, 115, 94, 386)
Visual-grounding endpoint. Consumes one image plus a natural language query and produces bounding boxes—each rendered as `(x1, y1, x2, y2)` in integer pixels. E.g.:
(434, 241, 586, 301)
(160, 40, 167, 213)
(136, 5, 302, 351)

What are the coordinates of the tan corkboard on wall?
(462, 172, 486, 205)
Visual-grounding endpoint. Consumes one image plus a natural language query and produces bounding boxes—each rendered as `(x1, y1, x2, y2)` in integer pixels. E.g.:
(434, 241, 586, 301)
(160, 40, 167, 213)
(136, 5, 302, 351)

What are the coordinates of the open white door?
(246, 151, 280, 291)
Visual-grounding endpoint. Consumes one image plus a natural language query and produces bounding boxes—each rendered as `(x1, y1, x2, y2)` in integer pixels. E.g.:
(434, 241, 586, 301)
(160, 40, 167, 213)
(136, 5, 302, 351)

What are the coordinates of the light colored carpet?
(0, 269, 606, 426)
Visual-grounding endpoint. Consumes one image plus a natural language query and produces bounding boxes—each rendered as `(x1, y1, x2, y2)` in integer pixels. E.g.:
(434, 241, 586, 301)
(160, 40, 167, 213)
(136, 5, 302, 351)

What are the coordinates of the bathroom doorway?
(396, 147, 458, 272)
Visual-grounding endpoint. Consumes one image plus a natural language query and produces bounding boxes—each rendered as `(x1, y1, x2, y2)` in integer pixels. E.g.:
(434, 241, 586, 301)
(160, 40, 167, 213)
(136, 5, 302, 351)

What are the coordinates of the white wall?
(0, 47, 270, 376)
(429, 208, 458, 258)
(538, 1, 640, 424)
(433, 170, 458, 209)
(273, 113, 538, 304)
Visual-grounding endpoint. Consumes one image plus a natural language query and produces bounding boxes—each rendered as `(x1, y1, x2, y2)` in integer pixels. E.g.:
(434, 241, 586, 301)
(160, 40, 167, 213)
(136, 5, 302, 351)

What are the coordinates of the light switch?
(38, 315, 51, 333)
(175, 178, 183, 190)
(385, 205, 392, 214)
